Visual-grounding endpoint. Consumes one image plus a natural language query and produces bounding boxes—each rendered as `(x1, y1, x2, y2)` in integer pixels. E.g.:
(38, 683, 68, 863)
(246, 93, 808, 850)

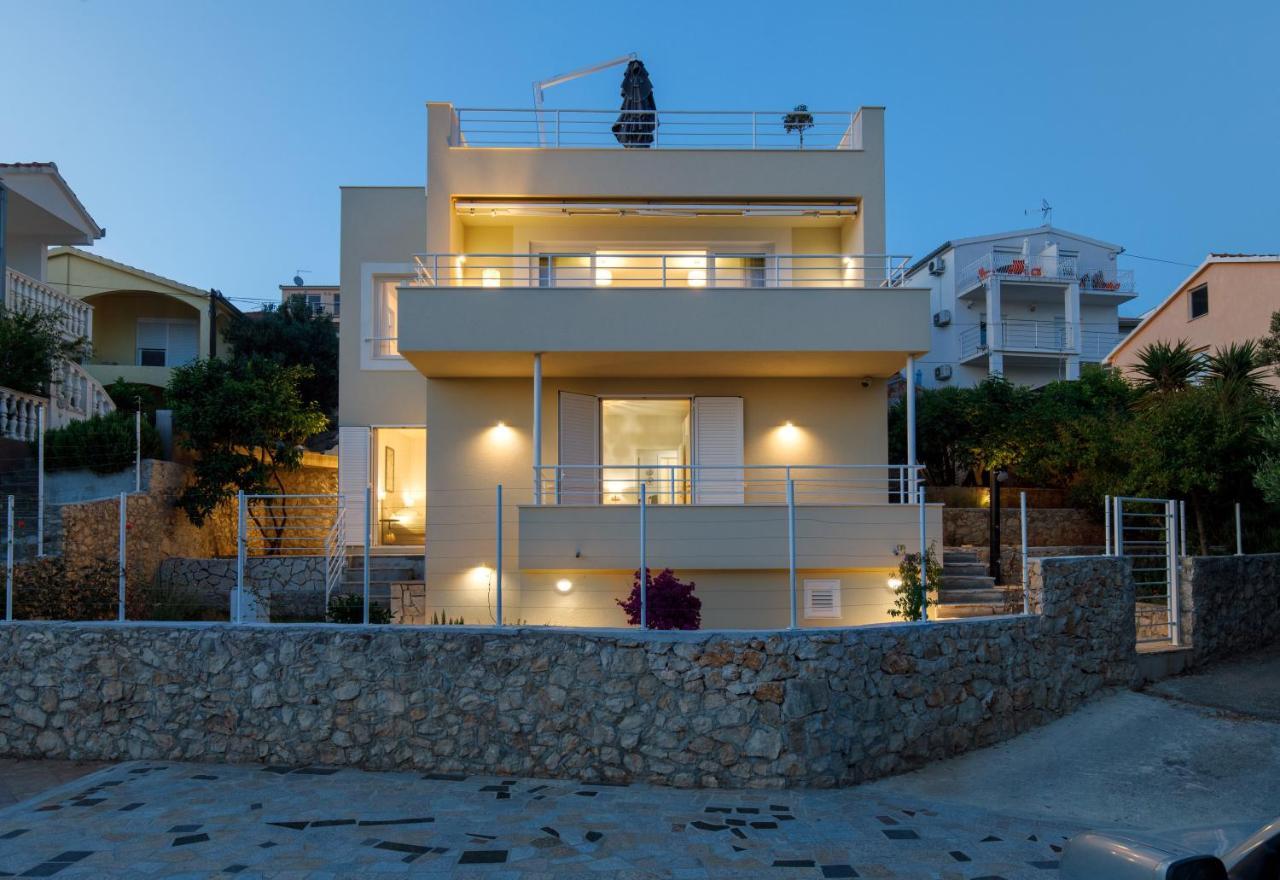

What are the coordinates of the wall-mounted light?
(595, 268, 613, 286)
(887, 575, 903, 590)
(482, 268, 501, 288)
(556, 578, 573, 593)
(468, 565, 493, 586)
(687, 267, 707, 288)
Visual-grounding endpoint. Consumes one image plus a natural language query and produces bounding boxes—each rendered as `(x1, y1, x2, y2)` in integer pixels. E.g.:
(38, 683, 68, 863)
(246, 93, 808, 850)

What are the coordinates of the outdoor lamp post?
(989, 467, 1009, 582)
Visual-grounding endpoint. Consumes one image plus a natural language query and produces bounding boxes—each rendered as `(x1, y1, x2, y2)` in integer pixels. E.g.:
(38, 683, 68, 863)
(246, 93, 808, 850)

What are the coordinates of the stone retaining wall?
(1179, 554, 1280, 664)
(944, 508, 1103, 548)
(156, 557, 331, 621)
(0, 557, 1134, 787)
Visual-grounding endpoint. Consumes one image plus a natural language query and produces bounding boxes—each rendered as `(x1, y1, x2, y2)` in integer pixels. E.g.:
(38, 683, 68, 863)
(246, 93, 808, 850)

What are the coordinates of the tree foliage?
(617, 568, 702, 630)
(222, 296, 338, 418)
(43, 410, 162, 474)
(167, 357, 327, 538)
(0, 307, 87, 396)
(887, 543, 942, 622)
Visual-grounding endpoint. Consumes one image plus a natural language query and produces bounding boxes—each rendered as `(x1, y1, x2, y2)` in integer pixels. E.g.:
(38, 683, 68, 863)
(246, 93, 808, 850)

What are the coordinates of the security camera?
(860, 377, 872, 389)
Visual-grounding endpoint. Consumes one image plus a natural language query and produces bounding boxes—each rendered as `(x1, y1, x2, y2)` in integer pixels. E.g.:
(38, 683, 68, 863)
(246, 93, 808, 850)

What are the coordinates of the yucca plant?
(1131, 339, 1201, 395)
(1204, 340, 1270, 400)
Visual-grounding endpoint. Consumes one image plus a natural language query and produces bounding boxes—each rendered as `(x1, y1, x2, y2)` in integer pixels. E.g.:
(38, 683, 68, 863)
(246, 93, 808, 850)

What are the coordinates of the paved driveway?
(0, 649, 1276, 878)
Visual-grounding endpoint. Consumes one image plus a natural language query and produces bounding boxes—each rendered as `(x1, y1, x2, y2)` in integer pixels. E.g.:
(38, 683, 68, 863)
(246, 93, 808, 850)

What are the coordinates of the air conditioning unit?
(932, 309, 952, 327)
(934, 364, 953, 381)
(927, 257, 946, 276)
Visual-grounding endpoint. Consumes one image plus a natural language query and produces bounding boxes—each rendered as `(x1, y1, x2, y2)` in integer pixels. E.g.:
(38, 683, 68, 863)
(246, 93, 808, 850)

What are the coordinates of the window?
(1189, 284, 1209, 320)
(601, 399, 691, 505)
(804, 579, 841, 619)
(135, 318, 198, 367)
(373, 277, 410, 357)
(331, 293, 340, 317)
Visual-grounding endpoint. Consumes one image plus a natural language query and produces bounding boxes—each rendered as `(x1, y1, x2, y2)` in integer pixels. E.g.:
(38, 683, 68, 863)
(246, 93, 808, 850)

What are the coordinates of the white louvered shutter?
(168, 321, 200, 366)
(136, 320, 167, 364)
(693, 396, 744, 504)
(557, 392, 599, 504)
(338, 426, 371, 545)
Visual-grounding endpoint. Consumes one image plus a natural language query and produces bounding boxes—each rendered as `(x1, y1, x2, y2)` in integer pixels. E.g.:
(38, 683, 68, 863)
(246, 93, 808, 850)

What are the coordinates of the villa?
(337, 102, 941, 629)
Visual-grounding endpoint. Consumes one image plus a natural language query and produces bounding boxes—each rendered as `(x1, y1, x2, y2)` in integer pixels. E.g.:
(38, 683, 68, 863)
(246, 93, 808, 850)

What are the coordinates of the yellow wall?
(419, 376, 928, 627)
(83, 292, 201, 367)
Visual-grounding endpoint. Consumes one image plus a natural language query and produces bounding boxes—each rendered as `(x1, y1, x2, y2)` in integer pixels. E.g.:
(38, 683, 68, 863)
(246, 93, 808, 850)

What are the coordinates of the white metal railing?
(4, 268, 93, 341)
(959, 320, 1074, 359)
(411, 253, 913, 289)
(533, 464, 924, 506)
(957, 252, 1135, 295)
(235, 493, 348, 622)
(0, 386, 45, 442)
(1080, 330, 1125, 361)
(324, 497, 347, 607)
(453, 107, 864, 150)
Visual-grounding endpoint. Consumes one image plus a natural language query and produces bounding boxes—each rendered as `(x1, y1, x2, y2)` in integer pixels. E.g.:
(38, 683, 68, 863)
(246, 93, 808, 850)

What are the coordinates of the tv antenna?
(1025, 198, 1053, 226)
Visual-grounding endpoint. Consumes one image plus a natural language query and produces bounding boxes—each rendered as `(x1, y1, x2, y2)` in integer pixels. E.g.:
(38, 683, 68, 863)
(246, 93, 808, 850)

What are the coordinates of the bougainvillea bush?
(617, 568, 702, 630)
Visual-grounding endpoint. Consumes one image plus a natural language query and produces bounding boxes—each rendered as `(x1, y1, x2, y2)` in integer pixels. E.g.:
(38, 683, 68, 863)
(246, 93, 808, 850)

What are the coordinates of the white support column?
(495, 483, 504, 626)
(36, 405, 44, 557)
(905, 355, 917, 490)
(985, 278, 1004, 377)
(917, 484, 929, 623)
(532, 353, 542, 504)
(1064, 280, 1082, 380)
(639, 483, 647, 630)
(117, 492, 127, 622)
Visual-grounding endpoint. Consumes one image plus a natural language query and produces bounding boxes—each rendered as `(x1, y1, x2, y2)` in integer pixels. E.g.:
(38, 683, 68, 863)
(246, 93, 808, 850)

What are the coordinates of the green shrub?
(429, 610, 465, 625)
(43, 411, 161, 474)
(887, 543, 942, 622)
(326, 593, 390, 624)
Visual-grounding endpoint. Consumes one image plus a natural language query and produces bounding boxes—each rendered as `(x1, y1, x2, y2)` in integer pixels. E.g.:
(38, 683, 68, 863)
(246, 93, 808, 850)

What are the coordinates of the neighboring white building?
(902, 226, 1137, 388)
(280, 283, 340, 323)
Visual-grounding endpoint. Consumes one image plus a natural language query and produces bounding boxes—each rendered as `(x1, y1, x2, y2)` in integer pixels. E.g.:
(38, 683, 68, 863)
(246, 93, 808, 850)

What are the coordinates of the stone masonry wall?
(156, 557, 331, 621)
(0, 557, 1134, 788)
(1179, 554, 1280, 664)
(944, 508, 1104, 549)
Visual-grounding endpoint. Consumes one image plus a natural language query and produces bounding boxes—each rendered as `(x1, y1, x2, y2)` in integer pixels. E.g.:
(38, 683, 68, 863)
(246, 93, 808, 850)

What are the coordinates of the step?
(936, 587, 1009, 604)
(943, 551, 980, 564)
(933, 603, 1006, 619)
(938, 575, 997, 590)
(942, 562, 989, 577)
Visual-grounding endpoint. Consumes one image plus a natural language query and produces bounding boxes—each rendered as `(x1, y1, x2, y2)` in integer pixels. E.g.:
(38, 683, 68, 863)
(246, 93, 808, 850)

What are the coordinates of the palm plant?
(1204, 340, 1270, 400)
(1131, 339, 1201, 395)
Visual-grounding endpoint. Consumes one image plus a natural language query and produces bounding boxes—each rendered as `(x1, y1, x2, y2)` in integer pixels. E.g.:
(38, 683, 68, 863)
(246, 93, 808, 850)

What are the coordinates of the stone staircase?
(340, 554, 424, 608)
(935, 549, 1017, 618)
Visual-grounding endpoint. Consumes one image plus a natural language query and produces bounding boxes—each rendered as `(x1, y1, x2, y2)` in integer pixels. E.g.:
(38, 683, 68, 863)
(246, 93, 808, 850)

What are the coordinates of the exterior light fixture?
(482, 268, 501, 288)
(687, 268, 707, 288)
(556, 578, 573, 593)
(887, 575, 903, 590)
(595, 268, 613, 286)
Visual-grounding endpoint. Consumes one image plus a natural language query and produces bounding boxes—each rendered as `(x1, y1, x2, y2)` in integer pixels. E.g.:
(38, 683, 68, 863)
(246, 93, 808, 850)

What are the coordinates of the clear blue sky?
(5, 0, 1278, 314)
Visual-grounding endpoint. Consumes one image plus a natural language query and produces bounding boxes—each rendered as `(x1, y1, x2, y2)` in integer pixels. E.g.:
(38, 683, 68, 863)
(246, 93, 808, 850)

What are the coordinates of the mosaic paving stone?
(0, 760, 1084, 878)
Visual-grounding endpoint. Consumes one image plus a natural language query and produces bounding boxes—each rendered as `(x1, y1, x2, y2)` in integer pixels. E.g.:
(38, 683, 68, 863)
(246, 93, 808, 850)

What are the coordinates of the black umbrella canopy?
(612, 60, 657, 148)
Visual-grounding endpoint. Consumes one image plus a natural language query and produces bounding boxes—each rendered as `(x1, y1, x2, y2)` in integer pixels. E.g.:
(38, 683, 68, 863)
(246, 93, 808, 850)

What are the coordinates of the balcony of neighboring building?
(958, 318, 1124, 367)
(393, 251, 929, 379)
(957, 251, 1136, 304)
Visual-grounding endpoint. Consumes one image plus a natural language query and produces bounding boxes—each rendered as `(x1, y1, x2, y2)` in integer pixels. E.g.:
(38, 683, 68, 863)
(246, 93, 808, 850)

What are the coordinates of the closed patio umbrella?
(612, 60, 657, 148)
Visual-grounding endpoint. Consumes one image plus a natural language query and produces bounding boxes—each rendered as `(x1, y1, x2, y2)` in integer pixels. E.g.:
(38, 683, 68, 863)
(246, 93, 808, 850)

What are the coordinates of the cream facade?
(1107, 255, 1280, 389)
(338, 102, 938, 629)
(45, 247, 239, 392)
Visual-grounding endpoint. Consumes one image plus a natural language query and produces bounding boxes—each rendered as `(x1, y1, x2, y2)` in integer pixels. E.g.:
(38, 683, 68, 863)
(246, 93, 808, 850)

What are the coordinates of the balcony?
(959, 320, 1075, 362)
(4, 267, 93, 341)
(453, 108, 865, 151)
(1080, 330, 1125, 361)
(957, 253, 1135, 298)
(394, 253, 930, 379)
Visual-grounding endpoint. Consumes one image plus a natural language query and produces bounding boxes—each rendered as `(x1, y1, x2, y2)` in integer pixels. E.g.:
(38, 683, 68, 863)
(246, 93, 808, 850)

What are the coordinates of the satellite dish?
(293, 275, 305, 287)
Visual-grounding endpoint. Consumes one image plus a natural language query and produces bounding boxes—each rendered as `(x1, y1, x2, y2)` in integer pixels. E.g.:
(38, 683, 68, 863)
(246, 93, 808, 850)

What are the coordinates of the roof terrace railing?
(410, 253, 913, 289)
(452, 108, 864, 150)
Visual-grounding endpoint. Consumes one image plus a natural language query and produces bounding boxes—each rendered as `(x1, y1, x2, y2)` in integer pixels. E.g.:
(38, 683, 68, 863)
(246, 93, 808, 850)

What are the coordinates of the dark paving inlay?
(821, 867, 859, 879)
(1027, 834, 1039, 842)
(249, 803, 262, 811)
(293, 767, 339, 776)
(192, 775, 218, 780)
(18, 865, 67, 878)
(168, 824, 202, 833)
(726, 819, 746, 827)
(0, 830, 28, 840)
(268, 821, 309, 831)
(172, 834, 210, 847)
(118, 803, 144, 812)
(1030, 861, 1060, 870)
(751, 821, 778, 829)
(466, 833, 497, 841)
(691, 821, 728, 832)
(374, 841, 429, 855)
(458, 851, 508, 864)
(309, 819, 355, 828)
(981, 835, 1002, 842)
(882, 829, 919, 840)
(949, 850, 971, 862)
(584, 831, 603, 843)
(574, 790, 597, 797)
(770, 804, 790, 812)
(705, 806, 732, 813)
(875, 815, 898, 825)
(736, 807, 759, 814)
(773, 859, 816, 868)
(69, 799, 104, 807)
(48, 854, 92, 864)
(421, 772, 467, 781)
(33, 807, 59, 813)
(261, 766, 293, 775)
(540, 826, 559, 838)
(731, 828, 748, 839)
(357, 817, 433, 827)
(257, 841, 277, 849)
(222, 867, 248, 875)
(774, 814, 796, 821)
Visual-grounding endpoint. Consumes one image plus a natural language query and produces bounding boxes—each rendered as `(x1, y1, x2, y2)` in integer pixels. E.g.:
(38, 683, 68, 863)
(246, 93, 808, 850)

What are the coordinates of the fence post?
(36, 405, 45, 557)
(117, 491, 127, 622)
(1104, 494, 1111, 556)
(1113, 496, 1124, 556)
(1168, 499, 1181, 646)
(235, 490, 246, 624)
(1020, 491, 1029, 614)
(134, 403, 142, 493)
(1235, 502, 1243, 556)
(787, 477, 797, 630)
(495, 483, 503, 627)
(5, 495, 13, 621)
(918, 484, 928, 623)
(363, 484, 372, 625)
(1179, 500, 1187, 557)
(639, 482, 647, 630)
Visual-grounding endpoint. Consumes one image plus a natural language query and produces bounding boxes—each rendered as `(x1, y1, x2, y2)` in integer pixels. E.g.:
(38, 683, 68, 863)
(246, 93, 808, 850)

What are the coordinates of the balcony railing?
(0, 386, 45, 442)
(4, 268, 94, 341)
(410, 253, 913, 289)
(957, 253, 1136, 295)
(533, 464, 924, 507)
(1080, 330, 1125, 361)
(959, 320, 1075, 360)
(453, 108, 864, 150)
